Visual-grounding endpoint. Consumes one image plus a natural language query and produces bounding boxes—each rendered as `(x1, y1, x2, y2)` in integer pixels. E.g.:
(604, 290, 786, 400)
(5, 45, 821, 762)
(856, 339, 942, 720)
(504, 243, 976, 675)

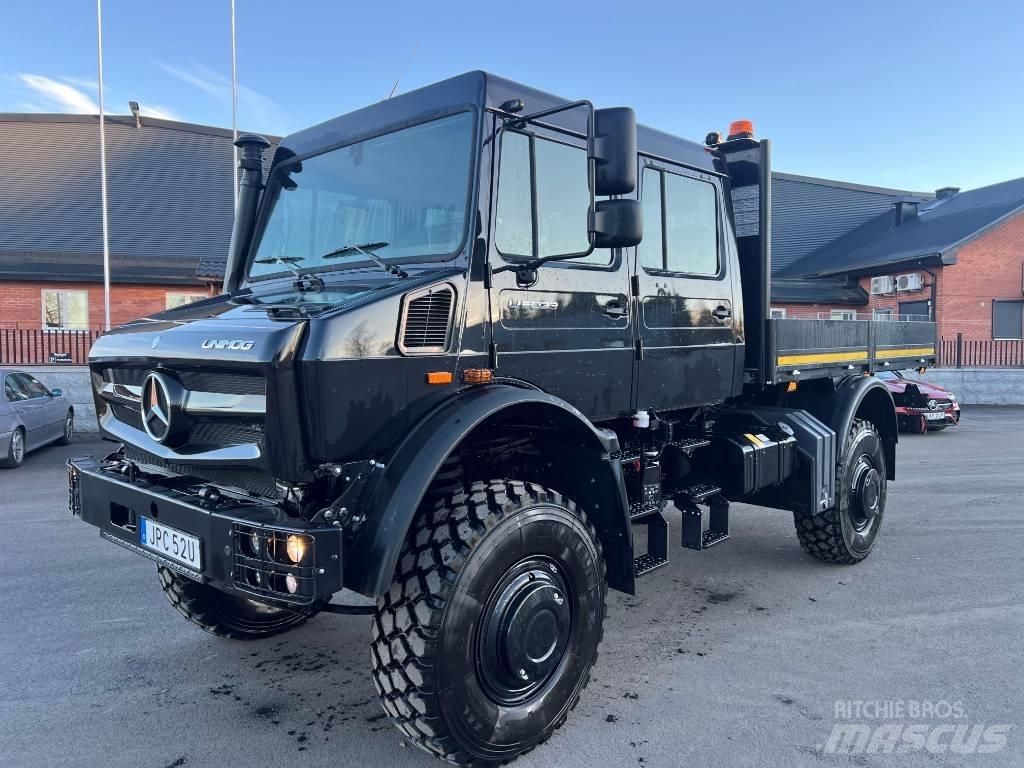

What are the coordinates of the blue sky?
(3, 0, 1022, 192)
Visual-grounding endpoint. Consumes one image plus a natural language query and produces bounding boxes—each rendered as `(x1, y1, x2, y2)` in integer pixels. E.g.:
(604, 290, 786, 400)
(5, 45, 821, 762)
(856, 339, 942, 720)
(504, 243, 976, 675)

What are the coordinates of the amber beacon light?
(727, 119, 755, 140)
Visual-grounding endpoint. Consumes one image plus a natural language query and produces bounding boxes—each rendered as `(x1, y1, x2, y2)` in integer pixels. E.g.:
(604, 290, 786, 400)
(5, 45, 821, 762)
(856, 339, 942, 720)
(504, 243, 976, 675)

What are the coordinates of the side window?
(495, 131, 606, 265)
(14, 373, 48, 399)
(639, 167, 720, 276)
(5, 376, 29, 402)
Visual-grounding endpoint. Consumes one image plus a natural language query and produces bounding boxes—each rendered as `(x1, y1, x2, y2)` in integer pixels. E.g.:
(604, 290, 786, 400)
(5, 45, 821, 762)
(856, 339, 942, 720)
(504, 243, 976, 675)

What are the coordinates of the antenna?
(387, 40, 420, 99)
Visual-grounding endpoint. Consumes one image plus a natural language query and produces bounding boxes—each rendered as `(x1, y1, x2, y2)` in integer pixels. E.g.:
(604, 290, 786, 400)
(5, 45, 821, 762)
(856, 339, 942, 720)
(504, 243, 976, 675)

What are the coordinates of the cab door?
(632, 164, 741, 410)
(486, 124, 633, 421)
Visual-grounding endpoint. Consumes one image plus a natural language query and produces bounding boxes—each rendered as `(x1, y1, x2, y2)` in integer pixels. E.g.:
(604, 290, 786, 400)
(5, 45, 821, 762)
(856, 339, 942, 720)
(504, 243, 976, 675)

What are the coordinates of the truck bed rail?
(766, 318, 937, 383)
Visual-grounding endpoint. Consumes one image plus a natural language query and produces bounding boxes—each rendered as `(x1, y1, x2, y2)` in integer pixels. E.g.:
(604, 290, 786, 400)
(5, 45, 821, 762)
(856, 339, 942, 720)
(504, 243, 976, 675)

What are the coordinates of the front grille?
(103, 367, 265, 396)
(188, 420, 265, 450)
(111, 402, 144, 431)
(178, 371, 265, 396)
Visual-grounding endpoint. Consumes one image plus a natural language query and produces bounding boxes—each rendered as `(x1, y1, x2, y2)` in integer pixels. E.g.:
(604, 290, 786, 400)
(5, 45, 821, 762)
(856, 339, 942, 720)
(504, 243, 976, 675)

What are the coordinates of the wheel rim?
(476, 556, 573, 706)
(65, 414, 73, 441)
(12, 431, 24, 463)
(849, 456, 881, 531)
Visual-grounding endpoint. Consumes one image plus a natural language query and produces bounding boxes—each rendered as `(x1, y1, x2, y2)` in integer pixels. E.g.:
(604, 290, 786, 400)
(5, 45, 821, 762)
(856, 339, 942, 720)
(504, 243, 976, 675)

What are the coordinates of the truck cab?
(69, 71, 936, 766)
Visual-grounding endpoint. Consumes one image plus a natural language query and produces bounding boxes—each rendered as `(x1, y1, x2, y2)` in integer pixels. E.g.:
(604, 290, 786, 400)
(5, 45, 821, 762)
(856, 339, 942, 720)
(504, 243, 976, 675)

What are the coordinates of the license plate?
(924, 411, 946, 421)
(139, 517, 202, 571)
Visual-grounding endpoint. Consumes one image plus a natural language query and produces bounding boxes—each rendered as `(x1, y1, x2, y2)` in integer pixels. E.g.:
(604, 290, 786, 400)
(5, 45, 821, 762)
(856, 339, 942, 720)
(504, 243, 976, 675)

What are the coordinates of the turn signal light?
(727, 119, 754, 140)
(425, 371, 453, 385)
(462, 368, 494, 385)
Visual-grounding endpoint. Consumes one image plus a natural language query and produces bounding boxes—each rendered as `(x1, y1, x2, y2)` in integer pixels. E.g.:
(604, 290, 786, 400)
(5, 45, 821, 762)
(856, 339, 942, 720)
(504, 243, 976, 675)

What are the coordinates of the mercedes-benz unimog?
(69, 71, 938, 764)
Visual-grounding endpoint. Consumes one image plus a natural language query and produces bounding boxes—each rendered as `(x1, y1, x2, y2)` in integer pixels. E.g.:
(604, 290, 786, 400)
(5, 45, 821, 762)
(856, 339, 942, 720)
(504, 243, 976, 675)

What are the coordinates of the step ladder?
(676, 484, 730, 550)
(632, 510, 669, 577)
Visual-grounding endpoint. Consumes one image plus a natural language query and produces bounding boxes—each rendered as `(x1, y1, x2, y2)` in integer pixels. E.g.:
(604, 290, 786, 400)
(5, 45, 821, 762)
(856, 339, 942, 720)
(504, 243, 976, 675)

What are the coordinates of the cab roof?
(277, 71, 720, 176)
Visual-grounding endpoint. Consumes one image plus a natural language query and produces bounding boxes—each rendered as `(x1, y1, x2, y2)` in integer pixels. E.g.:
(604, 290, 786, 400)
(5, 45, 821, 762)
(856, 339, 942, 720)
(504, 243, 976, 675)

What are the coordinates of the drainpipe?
(223, 134, 271, 294)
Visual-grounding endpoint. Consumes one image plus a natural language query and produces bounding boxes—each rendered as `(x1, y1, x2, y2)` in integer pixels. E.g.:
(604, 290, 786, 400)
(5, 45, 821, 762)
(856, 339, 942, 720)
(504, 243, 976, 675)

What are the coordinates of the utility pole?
(96, 0, 111, 331)
(231, 0, 238, 209)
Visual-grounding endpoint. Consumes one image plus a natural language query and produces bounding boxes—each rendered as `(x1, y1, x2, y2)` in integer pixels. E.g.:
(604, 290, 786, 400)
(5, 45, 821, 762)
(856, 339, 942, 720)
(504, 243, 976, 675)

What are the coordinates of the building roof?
(771, 275, 869, 305)
(0, 113, 274, 285)
(770, 172, 933, 274)
(777, 176, 1024, 278)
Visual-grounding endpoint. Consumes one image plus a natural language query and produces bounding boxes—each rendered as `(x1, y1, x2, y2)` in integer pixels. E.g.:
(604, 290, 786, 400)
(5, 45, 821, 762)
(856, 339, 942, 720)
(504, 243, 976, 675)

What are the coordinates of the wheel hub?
(851, 459, 881, 527)
(478, 558, 572, 705)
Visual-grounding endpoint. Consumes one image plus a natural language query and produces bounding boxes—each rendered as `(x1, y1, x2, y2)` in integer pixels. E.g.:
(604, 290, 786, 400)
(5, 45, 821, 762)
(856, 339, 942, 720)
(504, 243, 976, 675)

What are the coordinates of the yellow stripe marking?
(744, 433, 764, 447)
(877, 347, 935, 358)
(777, 350, 869, 366)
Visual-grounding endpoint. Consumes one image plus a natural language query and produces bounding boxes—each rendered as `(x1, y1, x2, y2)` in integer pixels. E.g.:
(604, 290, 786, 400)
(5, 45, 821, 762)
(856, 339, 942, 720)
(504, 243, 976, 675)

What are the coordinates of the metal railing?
(0, 327, 102, 366)
(940, 333, 1024, 368)
(815, 312, 931, 322)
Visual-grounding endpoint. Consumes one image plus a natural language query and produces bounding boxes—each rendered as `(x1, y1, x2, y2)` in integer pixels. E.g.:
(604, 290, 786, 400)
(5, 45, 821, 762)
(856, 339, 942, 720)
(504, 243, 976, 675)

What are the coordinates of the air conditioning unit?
(870, 276, 895, 295)
(896, 273, 924, 292)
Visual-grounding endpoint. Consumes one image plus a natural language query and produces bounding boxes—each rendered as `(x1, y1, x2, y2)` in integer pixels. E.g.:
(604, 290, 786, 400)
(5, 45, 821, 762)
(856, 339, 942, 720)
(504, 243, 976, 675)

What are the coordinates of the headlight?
(949, 393, 957, 402)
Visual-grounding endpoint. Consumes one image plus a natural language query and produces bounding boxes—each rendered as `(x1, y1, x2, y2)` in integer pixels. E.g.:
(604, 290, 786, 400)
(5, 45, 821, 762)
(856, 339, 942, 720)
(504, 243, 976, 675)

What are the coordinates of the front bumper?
(895, 405, 960, 428)
(68, 455, 343, 606)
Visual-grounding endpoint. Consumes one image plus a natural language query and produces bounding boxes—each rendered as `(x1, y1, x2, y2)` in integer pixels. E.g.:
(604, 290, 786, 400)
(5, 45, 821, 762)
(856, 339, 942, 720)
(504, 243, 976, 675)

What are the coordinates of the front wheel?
(1, 428, 25, 468)
(157, 567, 318, 639)
(371, 480, 607, 765)
(56, 410, 74, 445)
(794, 419, 887, 563)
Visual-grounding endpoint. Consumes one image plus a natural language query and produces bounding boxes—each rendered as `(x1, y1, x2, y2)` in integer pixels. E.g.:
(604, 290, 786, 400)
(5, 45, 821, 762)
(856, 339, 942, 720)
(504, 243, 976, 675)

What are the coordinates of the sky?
(2, 0, 1023, 192)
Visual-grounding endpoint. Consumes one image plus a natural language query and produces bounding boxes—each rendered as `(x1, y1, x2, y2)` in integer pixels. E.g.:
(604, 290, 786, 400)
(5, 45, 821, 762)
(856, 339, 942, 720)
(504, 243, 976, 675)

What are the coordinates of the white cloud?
(17, 74, 99, 113)
(8, 72, 182, 122)
(60, 75, 99, 92)
(138, 103, 181, 121)
(156, 61, 284, 131)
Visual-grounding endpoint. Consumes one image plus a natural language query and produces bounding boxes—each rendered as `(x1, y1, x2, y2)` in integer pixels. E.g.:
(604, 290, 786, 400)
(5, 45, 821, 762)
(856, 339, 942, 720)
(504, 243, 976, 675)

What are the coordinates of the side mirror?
(50, 388, 62, 397)
(591, 199, 642, 249)
(593, 107, 637, 196)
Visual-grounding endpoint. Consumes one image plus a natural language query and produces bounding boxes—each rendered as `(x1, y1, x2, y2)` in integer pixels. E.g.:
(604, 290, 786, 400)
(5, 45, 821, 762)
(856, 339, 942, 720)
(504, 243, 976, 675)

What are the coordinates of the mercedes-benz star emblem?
(141, 372, 173, 443)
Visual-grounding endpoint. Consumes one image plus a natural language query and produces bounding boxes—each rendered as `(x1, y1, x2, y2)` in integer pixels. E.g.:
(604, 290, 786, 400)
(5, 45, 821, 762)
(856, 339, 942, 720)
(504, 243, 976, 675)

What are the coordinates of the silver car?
(1, 369, 74, 468)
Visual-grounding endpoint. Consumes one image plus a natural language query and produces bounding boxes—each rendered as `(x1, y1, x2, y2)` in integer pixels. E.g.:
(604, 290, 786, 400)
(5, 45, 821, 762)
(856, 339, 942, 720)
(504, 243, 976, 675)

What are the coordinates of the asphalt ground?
(1, 407, 1021, 767)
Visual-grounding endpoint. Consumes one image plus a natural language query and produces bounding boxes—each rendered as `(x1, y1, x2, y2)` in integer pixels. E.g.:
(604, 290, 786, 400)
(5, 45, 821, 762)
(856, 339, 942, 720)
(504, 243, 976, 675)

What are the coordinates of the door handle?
(712, 305, 732, 320)
(604, 302, 628, 319)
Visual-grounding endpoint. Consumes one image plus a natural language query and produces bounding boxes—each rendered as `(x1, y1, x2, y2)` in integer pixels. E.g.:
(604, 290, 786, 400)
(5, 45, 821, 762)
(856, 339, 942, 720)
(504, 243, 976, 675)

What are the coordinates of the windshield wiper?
(252, 255, 324, 292)
(253, 255, 305, 276)
(321, 241, 408, 279)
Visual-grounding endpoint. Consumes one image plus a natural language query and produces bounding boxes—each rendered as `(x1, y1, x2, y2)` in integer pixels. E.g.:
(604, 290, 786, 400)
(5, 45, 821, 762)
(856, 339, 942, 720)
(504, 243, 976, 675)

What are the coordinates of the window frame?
(245, 108, 480, 284)
(830, 309, 858, 321)
(992, 299, 1024, 340)
(41, 289, 89, 332)
(637, 162, 724, 280)
(493, 126, 616, 272)
(873, 307, 894, 321)
(770, 307, 787, 319)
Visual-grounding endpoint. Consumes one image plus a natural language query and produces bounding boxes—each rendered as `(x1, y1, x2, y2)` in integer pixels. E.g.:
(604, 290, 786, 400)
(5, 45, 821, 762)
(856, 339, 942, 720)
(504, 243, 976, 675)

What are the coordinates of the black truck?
(69, 71, 938, 764)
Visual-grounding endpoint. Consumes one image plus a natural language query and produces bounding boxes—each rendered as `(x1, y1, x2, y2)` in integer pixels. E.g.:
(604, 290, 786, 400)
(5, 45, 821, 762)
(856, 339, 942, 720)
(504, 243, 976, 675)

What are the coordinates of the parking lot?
(1, 407, 1021, 768)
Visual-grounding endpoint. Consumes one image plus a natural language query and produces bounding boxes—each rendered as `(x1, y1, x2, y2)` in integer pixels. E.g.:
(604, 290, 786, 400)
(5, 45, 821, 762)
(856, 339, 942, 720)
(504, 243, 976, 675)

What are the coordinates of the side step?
(677, 486, 730, 550)
(633, 511, 669, 577)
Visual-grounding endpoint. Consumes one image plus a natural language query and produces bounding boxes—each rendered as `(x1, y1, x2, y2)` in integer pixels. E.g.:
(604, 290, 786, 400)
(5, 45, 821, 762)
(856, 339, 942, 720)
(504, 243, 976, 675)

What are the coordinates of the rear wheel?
(1, 428, 25, 468)
(794, 419, 886, 563)
(371, 480, 606, 765)
(157, 567, 318, 639)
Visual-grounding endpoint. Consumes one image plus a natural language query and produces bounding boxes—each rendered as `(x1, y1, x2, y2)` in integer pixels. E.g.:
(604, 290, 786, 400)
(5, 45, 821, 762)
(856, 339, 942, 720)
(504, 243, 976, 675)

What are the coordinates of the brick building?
(0, 113, 273, 331)
(772, 177, 1024, 343)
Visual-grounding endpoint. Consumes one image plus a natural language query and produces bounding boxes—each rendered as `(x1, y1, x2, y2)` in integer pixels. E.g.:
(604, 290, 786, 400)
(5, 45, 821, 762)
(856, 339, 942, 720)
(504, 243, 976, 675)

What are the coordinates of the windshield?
(247, 111, 475, 281)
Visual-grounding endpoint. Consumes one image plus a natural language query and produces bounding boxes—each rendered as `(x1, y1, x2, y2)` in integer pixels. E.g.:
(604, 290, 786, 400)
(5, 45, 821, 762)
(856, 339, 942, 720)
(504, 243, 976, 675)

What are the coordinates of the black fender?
(343, 384, 635, 597)
(827, 376, 898, 481)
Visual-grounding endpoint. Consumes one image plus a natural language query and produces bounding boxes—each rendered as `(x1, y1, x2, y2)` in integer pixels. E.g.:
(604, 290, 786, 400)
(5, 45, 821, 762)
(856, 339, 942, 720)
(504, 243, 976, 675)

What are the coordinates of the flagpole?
(231, 0, 238, 208)
(96, 0, 111, 331)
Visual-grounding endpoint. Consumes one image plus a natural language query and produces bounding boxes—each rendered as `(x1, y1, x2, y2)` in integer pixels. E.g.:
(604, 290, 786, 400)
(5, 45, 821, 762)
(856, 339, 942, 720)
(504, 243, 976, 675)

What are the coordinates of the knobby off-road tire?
(371, 480, 607, 765)
(794, 419, 887, 563)
(158, 566, 317, 640)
